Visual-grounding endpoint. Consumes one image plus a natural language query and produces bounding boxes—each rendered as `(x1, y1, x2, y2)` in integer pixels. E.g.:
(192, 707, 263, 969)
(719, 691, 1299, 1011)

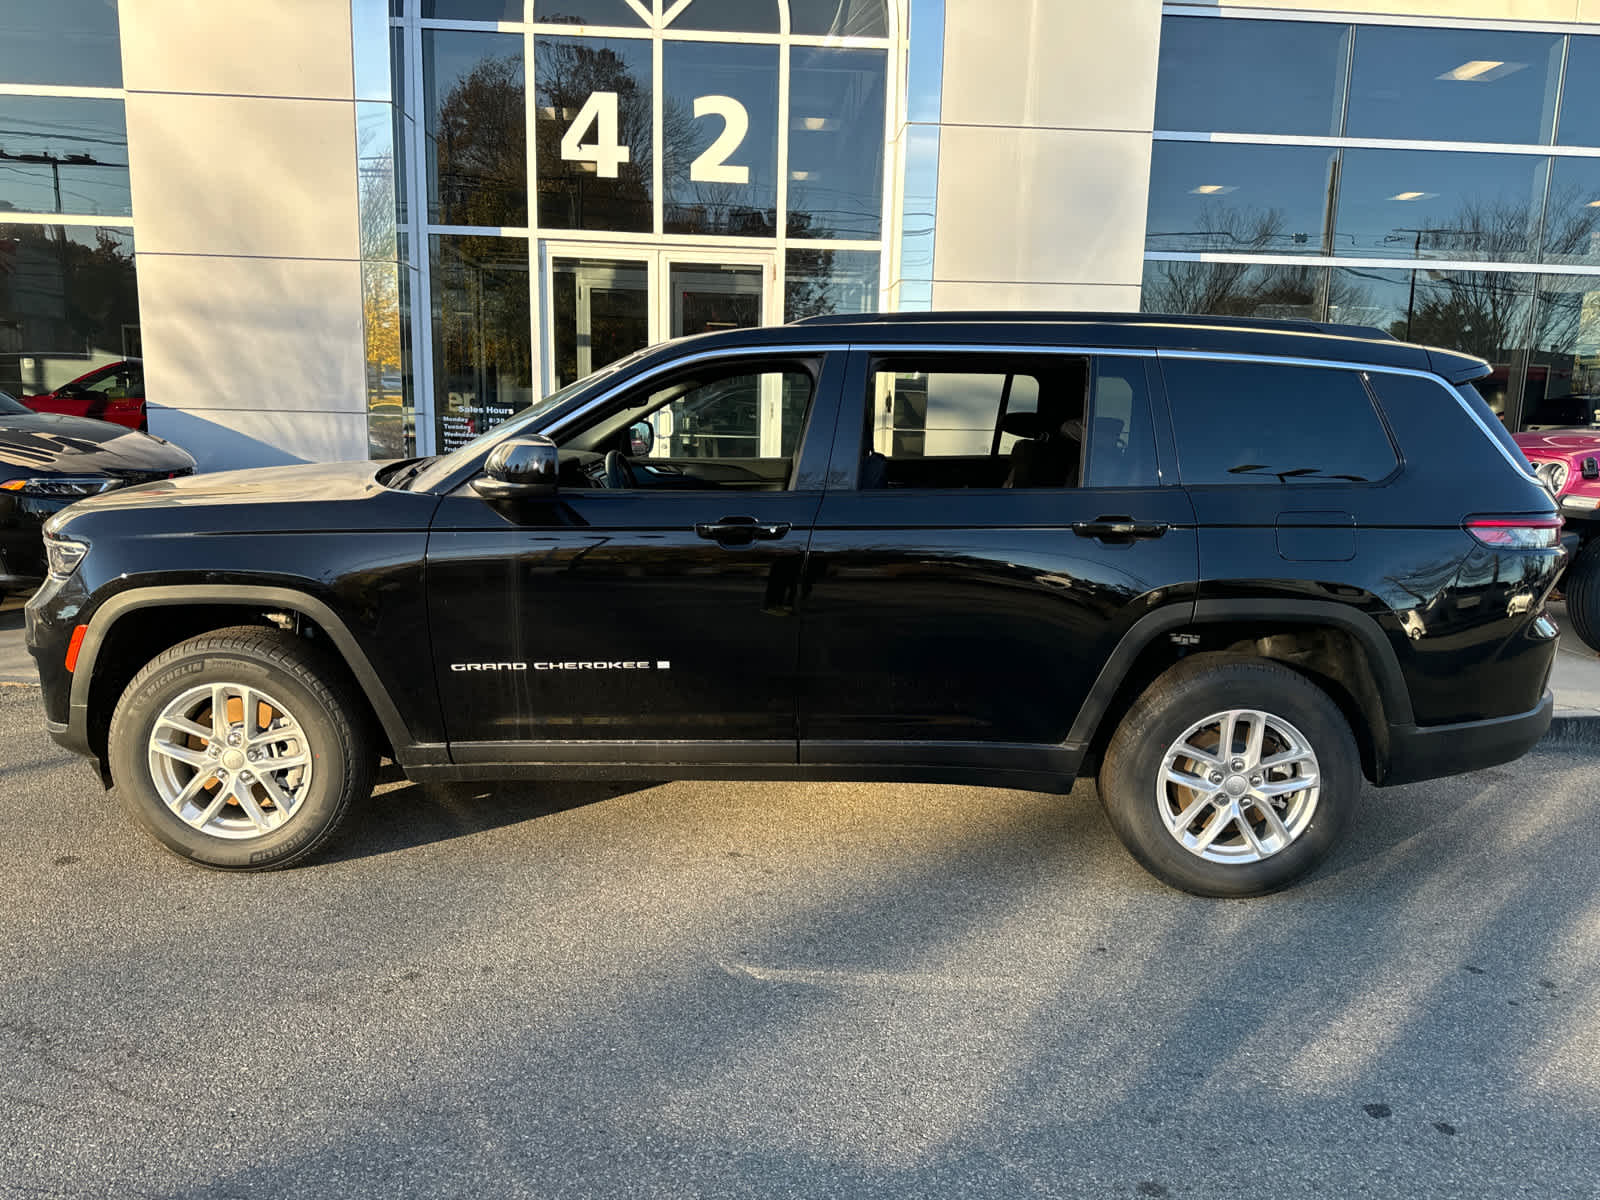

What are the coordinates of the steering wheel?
(602, 450, 637, 490)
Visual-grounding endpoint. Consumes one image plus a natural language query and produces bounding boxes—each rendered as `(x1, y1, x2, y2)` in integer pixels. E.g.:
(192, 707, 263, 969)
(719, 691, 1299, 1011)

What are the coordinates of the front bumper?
(1382, 690, 1554, 786)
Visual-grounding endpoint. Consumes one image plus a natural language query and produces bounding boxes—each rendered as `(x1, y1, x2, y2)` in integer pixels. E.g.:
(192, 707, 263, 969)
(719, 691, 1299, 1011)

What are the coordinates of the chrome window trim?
(1156, 349, 1535, 479)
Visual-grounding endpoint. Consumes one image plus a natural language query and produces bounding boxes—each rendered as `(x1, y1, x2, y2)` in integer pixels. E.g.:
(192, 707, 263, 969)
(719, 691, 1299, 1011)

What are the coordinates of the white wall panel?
(125, 93, 359, 261)
(932, 280, 1143, 311)
(934, 126, 1153, 288)
(147, 409, 368, 471)
(119, 0, 357, 100)
(942, 0, 1161, 132)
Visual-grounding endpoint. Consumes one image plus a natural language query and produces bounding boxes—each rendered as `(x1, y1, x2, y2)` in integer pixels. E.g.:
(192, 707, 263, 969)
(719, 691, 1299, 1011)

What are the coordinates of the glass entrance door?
(541, 244, 775, 391)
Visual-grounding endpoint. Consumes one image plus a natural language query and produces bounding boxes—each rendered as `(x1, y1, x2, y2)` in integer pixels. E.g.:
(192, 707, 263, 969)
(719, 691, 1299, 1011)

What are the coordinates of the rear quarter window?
(1163, 358, 1399, 485)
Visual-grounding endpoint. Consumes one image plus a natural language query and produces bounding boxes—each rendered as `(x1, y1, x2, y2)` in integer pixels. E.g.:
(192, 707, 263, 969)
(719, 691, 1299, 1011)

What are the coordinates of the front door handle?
(695, 516, 792, 546)
(1072, 516, 1170, 543)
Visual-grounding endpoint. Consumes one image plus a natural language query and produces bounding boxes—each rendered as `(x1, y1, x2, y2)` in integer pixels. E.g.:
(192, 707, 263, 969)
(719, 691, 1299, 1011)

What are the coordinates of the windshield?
(0, 389, 31, 415)
(404, 353, 643, 492)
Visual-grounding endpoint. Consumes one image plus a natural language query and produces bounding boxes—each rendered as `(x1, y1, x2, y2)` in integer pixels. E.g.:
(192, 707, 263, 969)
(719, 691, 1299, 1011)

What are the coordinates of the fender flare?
(1064, 598, 1414, 751)
(69, 584, 417, 759)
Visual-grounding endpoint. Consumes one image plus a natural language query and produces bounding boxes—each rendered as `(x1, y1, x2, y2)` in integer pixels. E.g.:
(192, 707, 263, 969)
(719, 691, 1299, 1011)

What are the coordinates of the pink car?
(1515, 430, 1600, 650)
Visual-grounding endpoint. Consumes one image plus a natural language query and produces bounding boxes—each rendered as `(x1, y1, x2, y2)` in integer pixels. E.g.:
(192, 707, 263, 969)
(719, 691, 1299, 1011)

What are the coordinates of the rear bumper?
(1382, 690, 1554, 786)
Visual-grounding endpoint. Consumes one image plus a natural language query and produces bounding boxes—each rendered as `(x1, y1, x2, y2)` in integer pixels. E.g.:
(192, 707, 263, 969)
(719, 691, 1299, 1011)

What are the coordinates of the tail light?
(1464, 516, 1563, 548)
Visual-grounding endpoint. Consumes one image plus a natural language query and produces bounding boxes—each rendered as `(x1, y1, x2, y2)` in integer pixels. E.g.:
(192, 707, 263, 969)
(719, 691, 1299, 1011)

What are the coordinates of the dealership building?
(6, 0, 1600, 468)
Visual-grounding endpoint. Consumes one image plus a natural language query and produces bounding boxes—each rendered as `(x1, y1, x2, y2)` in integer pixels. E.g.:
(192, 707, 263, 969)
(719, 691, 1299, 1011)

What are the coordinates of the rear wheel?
(1097, 656, 1359, 897)
(107, 626, 375, 869)
(1563, 537, 1600, 653)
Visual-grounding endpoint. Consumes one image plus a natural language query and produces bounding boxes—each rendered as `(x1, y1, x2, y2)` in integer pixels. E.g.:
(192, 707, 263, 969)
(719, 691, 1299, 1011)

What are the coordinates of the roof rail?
(788, 310, 1398, 341)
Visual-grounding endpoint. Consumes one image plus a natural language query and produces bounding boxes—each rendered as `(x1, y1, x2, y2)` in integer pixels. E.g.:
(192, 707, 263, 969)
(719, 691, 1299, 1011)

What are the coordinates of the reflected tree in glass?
(430, 39, 527, 227)
(534, 38, 653, 232)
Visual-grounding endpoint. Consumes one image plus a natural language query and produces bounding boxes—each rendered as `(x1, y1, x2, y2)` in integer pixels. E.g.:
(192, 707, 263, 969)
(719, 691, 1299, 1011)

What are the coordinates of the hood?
(1513, 431, 1600, 462)
(0, 411, 195, 476)
(53, 458, 394, 520)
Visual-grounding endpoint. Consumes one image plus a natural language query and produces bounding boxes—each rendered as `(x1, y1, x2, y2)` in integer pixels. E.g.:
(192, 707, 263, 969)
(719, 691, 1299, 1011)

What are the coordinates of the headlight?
(1536, 461, 1569, 495)
(0, 476, 121, 499)
(45, 535, 89, 579)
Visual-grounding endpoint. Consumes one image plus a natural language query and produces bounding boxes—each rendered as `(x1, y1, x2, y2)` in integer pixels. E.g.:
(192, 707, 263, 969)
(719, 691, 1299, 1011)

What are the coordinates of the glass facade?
(382, 0, 896, 454)
(0, 2, 138, 402)
(1148, 13, 1600, 430)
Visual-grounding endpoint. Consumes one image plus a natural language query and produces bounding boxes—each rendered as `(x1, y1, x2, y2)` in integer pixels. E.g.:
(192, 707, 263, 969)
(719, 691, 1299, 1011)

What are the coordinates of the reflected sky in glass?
(424, 30, 526, 227)
(899, 124, 938, 283)
(532, 0, 648, 24)
(1334, 149, 1545, 261)
(0, 0, 121, 88)
(1558, 36, 1600, 148)
(663, 41, 778, 237)
(669, 0, 780, 34)
(0, 96, 130, 215)
(1346, 25, 1562, 145)
(905, 0, 943, 124)
(792, 0, 888, 38)
(1145, 142, 1333, 255)
(788, 48, 887, 240)
(1156, 17, 1348, 137)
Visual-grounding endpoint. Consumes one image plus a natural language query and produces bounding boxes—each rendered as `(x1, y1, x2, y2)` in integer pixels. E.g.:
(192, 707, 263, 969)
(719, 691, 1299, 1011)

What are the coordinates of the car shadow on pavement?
(320, 775, 664, 863)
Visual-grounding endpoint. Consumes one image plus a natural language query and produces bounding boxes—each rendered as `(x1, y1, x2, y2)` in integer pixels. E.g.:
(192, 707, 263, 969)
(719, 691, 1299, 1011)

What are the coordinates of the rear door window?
(1162, 358, 1399, 485)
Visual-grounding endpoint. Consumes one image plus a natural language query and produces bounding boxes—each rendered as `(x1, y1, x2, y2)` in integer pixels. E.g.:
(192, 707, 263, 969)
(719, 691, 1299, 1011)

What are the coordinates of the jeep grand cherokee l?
(26, 314, 1562, 896)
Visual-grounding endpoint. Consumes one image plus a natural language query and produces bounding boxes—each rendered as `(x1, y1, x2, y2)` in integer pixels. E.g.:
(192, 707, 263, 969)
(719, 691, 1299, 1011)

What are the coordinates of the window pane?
(551, 257, 649, 389)
(667, 0, 780, 33)
(1346, 25, 1562, 145)
(1334, 149, 1546, 262)
(1523, 275, 1600, 429)
(0, 0, 121, 88)
(424, 0, 522, 18)
(1165, 360, 1398, 485)
(1155, 17, 1348, 137)
(1141, 260, 1326, 321)
(430, 235, 533, 452)
(424, 31, 527, 227)
(785, 247, 879, 320)
(868, 358, 1089, 489)
(0, 97, 130, 216)
(532, 0, 647, 22)
(1558, 36, 1600, 147)
(669, 262, 762, 338)
(365, 261, 414, 458)
(791, 0, 888, 38)
(534, 36, 653, 232)
(1145, 142, 1333, 255)
(663, 42, 779, 237)
(642, 370, 813, 463)
(0, 225, 139, 398)
(1541, 157, 1600, 266)
(1084, 359, 1159, 489)
(787, 48, 887, 240)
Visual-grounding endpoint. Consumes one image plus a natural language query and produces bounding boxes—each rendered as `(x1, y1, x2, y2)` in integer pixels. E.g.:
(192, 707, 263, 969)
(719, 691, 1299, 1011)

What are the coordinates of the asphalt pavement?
(1, 683, 1598, 1198)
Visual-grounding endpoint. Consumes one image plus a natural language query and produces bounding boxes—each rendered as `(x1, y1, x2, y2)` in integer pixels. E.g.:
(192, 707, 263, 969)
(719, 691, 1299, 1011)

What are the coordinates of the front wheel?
(1563, 537, 1600, 653)
(1097, 656, 1359, 897)
(107, 626, 375, 870)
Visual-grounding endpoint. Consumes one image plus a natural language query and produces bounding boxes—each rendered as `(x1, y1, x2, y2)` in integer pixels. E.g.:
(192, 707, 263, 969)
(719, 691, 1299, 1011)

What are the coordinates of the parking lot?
(2, 674, 1598, 1198)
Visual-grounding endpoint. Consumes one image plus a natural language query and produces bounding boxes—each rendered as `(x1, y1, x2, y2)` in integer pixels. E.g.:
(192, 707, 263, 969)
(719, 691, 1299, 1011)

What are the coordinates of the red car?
(21, 359, 146, 431)
(1515, 429, 1600, 651)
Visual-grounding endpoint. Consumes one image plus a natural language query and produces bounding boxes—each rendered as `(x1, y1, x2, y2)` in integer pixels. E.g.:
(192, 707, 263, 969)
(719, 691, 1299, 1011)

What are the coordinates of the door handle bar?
(1072, 517, 1169, 542)
(695, 517, 792, 542)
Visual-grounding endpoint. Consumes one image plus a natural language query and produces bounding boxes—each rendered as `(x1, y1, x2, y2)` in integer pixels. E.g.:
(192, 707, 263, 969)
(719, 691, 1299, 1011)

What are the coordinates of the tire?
(107, 625, 376, 870)
(1563, 538, 1600, 654)
(1097, 655, 1359, 898)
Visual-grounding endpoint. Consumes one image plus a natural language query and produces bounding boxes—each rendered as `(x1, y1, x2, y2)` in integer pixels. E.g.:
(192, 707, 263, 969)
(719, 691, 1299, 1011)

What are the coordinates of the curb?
(1543, 715, 1600, 748)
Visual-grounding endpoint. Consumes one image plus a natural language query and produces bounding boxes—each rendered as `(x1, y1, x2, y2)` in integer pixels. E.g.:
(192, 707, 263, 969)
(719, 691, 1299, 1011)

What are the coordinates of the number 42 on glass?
(560, 90, 750, 184)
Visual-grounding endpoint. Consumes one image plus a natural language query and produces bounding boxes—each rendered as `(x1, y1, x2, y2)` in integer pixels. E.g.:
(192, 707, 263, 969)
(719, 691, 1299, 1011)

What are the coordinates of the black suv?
(26, 314, 1563, 896)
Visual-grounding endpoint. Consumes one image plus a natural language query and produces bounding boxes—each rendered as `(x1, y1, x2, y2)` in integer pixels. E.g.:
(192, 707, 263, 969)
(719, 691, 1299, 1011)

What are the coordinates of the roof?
(653, 311, 1491, 384)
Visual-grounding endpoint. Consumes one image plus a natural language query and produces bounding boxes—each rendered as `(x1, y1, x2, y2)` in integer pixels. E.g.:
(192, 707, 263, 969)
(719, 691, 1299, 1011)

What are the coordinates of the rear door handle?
(1072, 516, 1170, 542)
(695, 516, 792, 545)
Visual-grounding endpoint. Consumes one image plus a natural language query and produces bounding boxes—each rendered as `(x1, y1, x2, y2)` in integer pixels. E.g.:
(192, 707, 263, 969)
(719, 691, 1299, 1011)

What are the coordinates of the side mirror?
(56, 383, 85, 399)
(471, 436, 559, 501)
(628, 420, 654, 457)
